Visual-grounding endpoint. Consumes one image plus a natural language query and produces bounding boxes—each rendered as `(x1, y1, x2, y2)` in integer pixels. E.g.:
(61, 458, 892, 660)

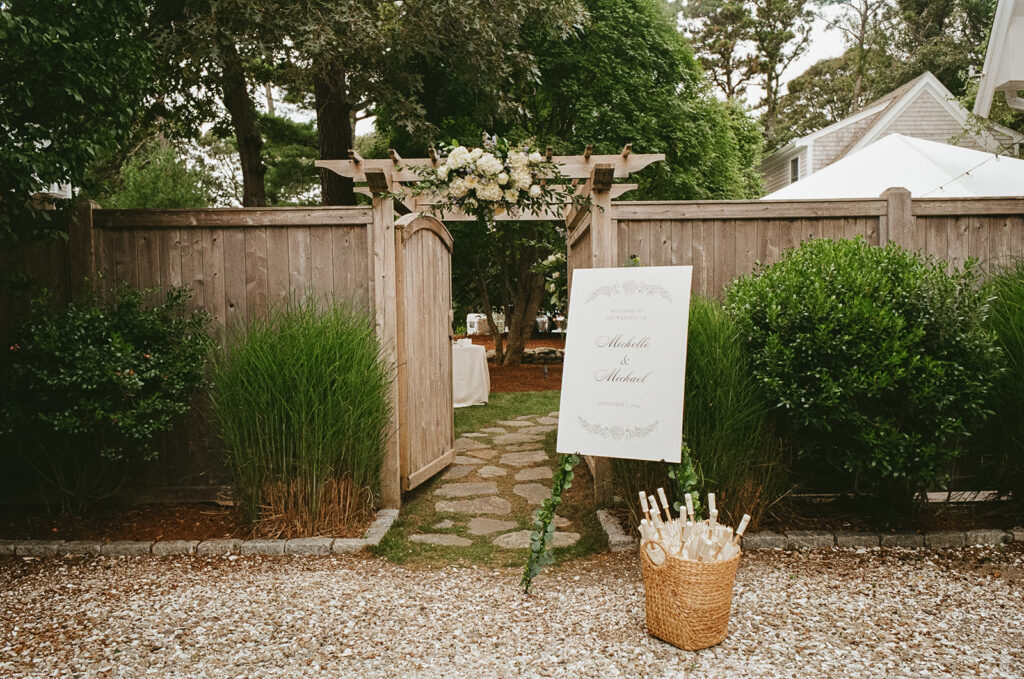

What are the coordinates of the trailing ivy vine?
(668, 444, 703, 519)
(521, 453, 580, 594)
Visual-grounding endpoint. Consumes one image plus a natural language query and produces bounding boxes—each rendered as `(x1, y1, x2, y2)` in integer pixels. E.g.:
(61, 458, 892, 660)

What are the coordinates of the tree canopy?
(0, 0, 155, 242)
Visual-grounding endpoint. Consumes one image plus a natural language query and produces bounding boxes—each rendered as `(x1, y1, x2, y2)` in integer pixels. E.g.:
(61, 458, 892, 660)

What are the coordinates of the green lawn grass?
(453, 390, 561, 437)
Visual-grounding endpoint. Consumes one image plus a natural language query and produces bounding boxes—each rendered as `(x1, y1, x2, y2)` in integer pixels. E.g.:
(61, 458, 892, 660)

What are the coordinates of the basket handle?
(641, 539, 668, 569)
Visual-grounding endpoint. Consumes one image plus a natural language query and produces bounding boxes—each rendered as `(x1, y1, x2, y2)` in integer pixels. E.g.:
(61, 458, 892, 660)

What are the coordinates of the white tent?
(762, 134, 1024, 200)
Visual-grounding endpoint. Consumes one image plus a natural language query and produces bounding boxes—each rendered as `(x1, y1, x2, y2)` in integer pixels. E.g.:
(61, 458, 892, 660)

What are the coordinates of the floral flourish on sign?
(399, 135, 592, 226)
(585, 280, 673, 304)
(578, 416, 659, 440)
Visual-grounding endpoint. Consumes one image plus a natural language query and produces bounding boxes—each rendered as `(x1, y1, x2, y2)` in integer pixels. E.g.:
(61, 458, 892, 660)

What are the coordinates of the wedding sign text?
(556, 266, 692, 462)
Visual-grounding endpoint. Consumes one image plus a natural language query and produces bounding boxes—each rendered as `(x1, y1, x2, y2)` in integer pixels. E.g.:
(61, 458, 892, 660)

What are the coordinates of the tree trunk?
(313, 57, 356, 206)
(501, 253, 546, 367)
(219, 39, 267, 207)
(474, 258, 504, 364)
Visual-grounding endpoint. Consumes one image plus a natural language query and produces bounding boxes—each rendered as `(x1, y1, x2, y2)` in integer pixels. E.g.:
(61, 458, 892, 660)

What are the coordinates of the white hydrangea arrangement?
(404, 135, 589, 225)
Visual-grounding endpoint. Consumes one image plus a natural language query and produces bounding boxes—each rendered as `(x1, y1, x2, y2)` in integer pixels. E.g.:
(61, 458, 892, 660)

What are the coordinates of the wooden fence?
(2, 201, 455, 509)
(569, 189, 1024, 297)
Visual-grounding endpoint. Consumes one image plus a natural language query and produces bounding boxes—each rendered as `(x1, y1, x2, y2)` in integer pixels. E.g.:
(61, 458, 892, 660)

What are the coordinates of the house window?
(790, 157, 800, 184)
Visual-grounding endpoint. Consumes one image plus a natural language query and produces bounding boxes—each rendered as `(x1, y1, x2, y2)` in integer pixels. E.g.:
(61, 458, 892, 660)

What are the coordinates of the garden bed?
(0, 504, 374, 542)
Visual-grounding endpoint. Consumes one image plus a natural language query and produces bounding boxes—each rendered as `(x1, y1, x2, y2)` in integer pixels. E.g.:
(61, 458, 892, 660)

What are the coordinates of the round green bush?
(1, 285, 211, 511)
(724, 237, 999, 507)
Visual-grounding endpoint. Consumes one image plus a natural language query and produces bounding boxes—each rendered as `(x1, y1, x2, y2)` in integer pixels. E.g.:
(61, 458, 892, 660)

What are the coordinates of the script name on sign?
(556, 266, 692, 463)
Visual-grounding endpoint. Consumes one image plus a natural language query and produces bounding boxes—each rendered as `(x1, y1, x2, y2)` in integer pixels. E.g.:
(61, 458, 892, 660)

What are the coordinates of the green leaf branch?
(521, 453, 580, 594)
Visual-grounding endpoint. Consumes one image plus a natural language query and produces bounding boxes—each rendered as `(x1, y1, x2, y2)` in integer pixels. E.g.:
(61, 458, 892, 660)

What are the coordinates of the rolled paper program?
(648, 495, 661, 525)
(731, 514, 751, 546)
(639, 491, 651, 522)
(708, 492, 716, 515)
(656, 487, 672, 521)
(684, 493, 695, 522)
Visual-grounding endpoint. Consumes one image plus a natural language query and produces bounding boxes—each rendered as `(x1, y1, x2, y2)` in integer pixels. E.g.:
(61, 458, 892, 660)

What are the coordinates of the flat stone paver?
(513, 483, 551, 505)
(495, 420, 535, 428)
(410, 534, 473, 547)
(433, 482, 498, 498)
(453, 455, 484, 465)
(515, 467, 552, 481)
(441, 465, 474, 479)
(435, 497, 512, 516)
(476, 465, 507, 478)
(462, 433, 487, 438)
(468, 518, 517, 535)
(518, 425, 557, 435)
(492, 433, 543, 446)
(478, 427, 507, 434)
(536, 417, 559, 425)
(433, 520, 454, 529)
(499, 451, 549, 467)
(463, 448, 498, 460)
(503, 443, 544, 452)
(454, 437, 489, 451)
(547, 411, 560, 417)
(492, 530, 580, 549)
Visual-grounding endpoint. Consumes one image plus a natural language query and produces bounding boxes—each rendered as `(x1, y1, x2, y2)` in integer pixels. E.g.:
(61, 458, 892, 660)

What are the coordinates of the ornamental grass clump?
(725, 237, 999, 513)
(612, 296, 783, 530)
(981, 260, 1024, 504)
(0, 285, 210, 512)
(210, 296, 391, 537)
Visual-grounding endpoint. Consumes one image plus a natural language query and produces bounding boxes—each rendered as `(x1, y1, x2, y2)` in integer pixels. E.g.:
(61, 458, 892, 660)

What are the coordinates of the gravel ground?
(1, 546, 1022, 678)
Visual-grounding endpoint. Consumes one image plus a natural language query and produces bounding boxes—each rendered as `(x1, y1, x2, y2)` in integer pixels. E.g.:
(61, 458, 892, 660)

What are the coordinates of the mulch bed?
(0, 504, 253, 542)
(457, 333, 565, 393)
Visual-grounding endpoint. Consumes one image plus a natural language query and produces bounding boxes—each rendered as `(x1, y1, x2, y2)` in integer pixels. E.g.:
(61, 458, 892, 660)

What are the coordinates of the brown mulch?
(0, 503, 253, 542)
(456, 333, 565, 393)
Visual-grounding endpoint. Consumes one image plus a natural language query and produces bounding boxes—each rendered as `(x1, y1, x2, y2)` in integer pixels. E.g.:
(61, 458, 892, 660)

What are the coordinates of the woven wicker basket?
(639, 539, 740, 651)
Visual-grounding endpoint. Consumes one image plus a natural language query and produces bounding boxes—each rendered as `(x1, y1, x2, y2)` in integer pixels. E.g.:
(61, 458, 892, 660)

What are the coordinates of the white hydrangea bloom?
(510, 151, 529, 169)
(449, 178, 468, 198)
(529, 184, 542, 197)
(528, 151, 543, 164)
(512, 170, 531, 190)
(504, 188, 519, 202)
(446, 146, 469, 168)
(476, 153, 503, 176)
(497, 172, 509, 186)
(437, 165, 449, 181)
(469, 148, 483, 160)
(475, 182, 503, 202)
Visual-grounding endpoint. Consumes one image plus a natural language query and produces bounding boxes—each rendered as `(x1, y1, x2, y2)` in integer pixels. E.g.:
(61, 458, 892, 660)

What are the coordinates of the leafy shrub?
(210, 296, 392, 537)
(612, 295, 784, 529)
(105, 140, 214, 209)
(725, 237, 999, 510)
(981, 260, 1024, 503)
(1, 285, 210, 511)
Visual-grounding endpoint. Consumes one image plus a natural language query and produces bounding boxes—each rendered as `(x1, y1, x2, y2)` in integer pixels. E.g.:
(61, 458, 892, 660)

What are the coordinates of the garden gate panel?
(394, 214, 455, 490)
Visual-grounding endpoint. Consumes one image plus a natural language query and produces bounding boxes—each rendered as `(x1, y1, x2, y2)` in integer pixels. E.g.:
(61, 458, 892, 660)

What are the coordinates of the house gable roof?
(762, 71, 1023, 173)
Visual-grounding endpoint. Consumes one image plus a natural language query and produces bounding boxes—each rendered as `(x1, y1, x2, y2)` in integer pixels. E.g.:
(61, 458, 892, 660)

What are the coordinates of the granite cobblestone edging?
(595, 513, 1022, 552)
(0, 509, 399, 558)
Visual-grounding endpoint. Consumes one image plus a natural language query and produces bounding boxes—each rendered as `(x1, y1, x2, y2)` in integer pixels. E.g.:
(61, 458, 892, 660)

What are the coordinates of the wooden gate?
(394, 214, 455, 490)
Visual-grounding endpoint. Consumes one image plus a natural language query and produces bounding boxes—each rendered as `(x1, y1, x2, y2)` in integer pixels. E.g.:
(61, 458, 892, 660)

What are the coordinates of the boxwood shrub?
(0, 285, 210, 511)
(725, 237, 999, 510)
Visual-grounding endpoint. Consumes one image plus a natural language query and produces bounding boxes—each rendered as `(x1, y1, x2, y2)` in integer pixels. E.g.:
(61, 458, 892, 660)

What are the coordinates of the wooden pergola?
(317, 143, 664, 231)
(317, 145, 665, 505)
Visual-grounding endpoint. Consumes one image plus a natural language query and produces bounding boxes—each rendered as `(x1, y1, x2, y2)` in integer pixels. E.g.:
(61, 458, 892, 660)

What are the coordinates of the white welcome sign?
(556, 266, 692, 463)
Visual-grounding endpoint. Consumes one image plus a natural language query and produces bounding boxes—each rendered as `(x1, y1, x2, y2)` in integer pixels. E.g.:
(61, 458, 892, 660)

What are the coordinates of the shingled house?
(760, 71, 1024, 195)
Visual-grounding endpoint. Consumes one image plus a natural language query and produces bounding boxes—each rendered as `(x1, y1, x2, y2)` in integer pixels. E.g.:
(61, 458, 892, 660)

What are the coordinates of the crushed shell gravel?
(1, 545, 1022, 678)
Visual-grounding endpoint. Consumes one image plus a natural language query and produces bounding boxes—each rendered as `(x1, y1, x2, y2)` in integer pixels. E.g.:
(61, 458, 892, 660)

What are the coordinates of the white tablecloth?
(453, 342, 489, 408)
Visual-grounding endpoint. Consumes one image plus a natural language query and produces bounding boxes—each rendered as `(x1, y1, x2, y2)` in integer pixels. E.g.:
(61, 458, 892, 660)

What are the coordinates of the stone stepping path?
(407, 410, 579, 551)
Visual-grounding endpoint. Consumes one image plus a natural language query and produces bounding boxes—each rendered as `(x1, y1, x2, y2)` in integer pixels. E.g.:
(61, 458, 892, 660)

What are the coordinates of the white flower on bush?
(552, 271, 560, 279)
(449, 178, 469, 198)
(529, 184, 542, 198)
(469, 147, 483, 161)
(497, 172, 509, 186)
(512, 170, 531, 190)
(510, 151, 529, 169)
(447, 146, 470, 168)
(475, 182, 503, 202)
(476, 153, 503, 176)
(528, 151, 543, 164)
